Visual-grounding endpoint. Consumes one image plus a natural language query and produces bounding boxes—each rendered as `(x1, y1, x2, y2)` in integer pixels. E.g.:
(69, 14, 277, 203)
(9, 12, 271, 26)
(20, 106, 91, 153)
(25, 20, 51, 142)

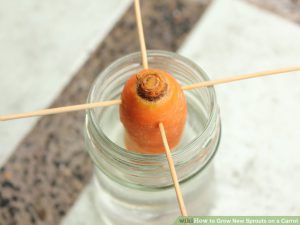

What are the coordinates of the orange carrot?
(120, 68, 187, 154)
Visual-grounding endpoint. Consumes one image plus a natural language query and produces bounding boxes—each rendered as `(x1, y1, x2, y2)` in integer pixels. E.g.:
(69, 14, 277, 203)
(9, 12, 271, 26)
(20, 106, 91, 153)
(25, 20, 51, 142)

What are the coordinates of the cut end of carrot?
(120, 68, 187, 154)
(136, 69, 168, 101)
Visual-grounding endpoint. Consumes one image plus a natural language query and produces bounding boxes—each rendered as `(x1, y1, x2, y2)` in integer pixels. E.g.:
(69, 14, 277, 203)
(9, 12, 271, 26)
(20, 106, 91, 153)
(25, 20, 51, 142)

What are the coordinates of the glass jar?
(84, 50, 221, 224)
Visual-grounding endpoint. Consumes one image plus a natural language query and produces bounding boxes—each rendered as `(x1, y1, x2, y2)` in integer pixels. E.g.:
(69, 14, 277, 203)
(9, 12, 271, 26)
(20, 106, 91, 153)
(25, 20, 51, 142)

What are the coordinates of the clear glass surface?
(85, 50, 221, 224)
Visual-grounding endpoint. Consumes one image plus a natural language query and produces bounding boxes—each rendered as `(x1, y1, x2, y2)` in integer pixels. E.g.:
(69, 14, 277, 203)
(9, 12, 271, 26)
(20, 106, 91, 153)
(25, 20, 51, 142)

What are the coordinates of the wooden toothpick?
(1, 66, 299, 122)
(0, 99, 121, 121)
(182, 66, 300, 90)
(159, 122, 188, 216)
(134, 0, 148, 69)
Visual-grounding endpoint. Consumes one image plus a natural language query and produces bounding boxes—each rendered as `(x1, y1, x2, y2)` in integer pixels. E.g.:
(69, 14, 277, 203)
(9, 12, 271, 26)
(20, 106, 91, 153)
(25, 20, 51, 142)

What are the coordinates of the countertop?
(0, 0, 300, 224)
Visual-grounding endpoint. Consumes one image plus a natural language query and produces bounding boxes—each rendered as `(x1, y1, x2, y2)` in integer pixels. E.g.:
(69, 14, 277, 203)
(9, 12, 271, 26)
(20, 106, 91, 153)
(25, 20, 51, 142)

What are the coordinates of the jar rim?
(87, 50, 218, 162)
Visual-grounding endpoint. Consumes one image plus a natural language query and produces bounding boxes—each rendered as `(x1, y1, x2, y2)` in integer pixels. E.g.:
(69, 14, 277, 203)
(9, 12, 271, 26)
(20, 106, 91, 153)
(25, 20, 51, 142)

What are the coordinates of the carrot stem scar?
(136, 70, 168, 101)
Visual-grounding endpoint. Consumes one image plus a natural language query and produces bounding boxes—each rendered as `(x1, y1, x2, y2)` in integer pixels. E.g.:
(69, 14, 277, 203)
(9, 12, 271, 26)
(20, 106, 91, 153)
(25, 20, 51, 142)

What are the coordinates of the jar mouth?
(86, 50, 218, 163)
